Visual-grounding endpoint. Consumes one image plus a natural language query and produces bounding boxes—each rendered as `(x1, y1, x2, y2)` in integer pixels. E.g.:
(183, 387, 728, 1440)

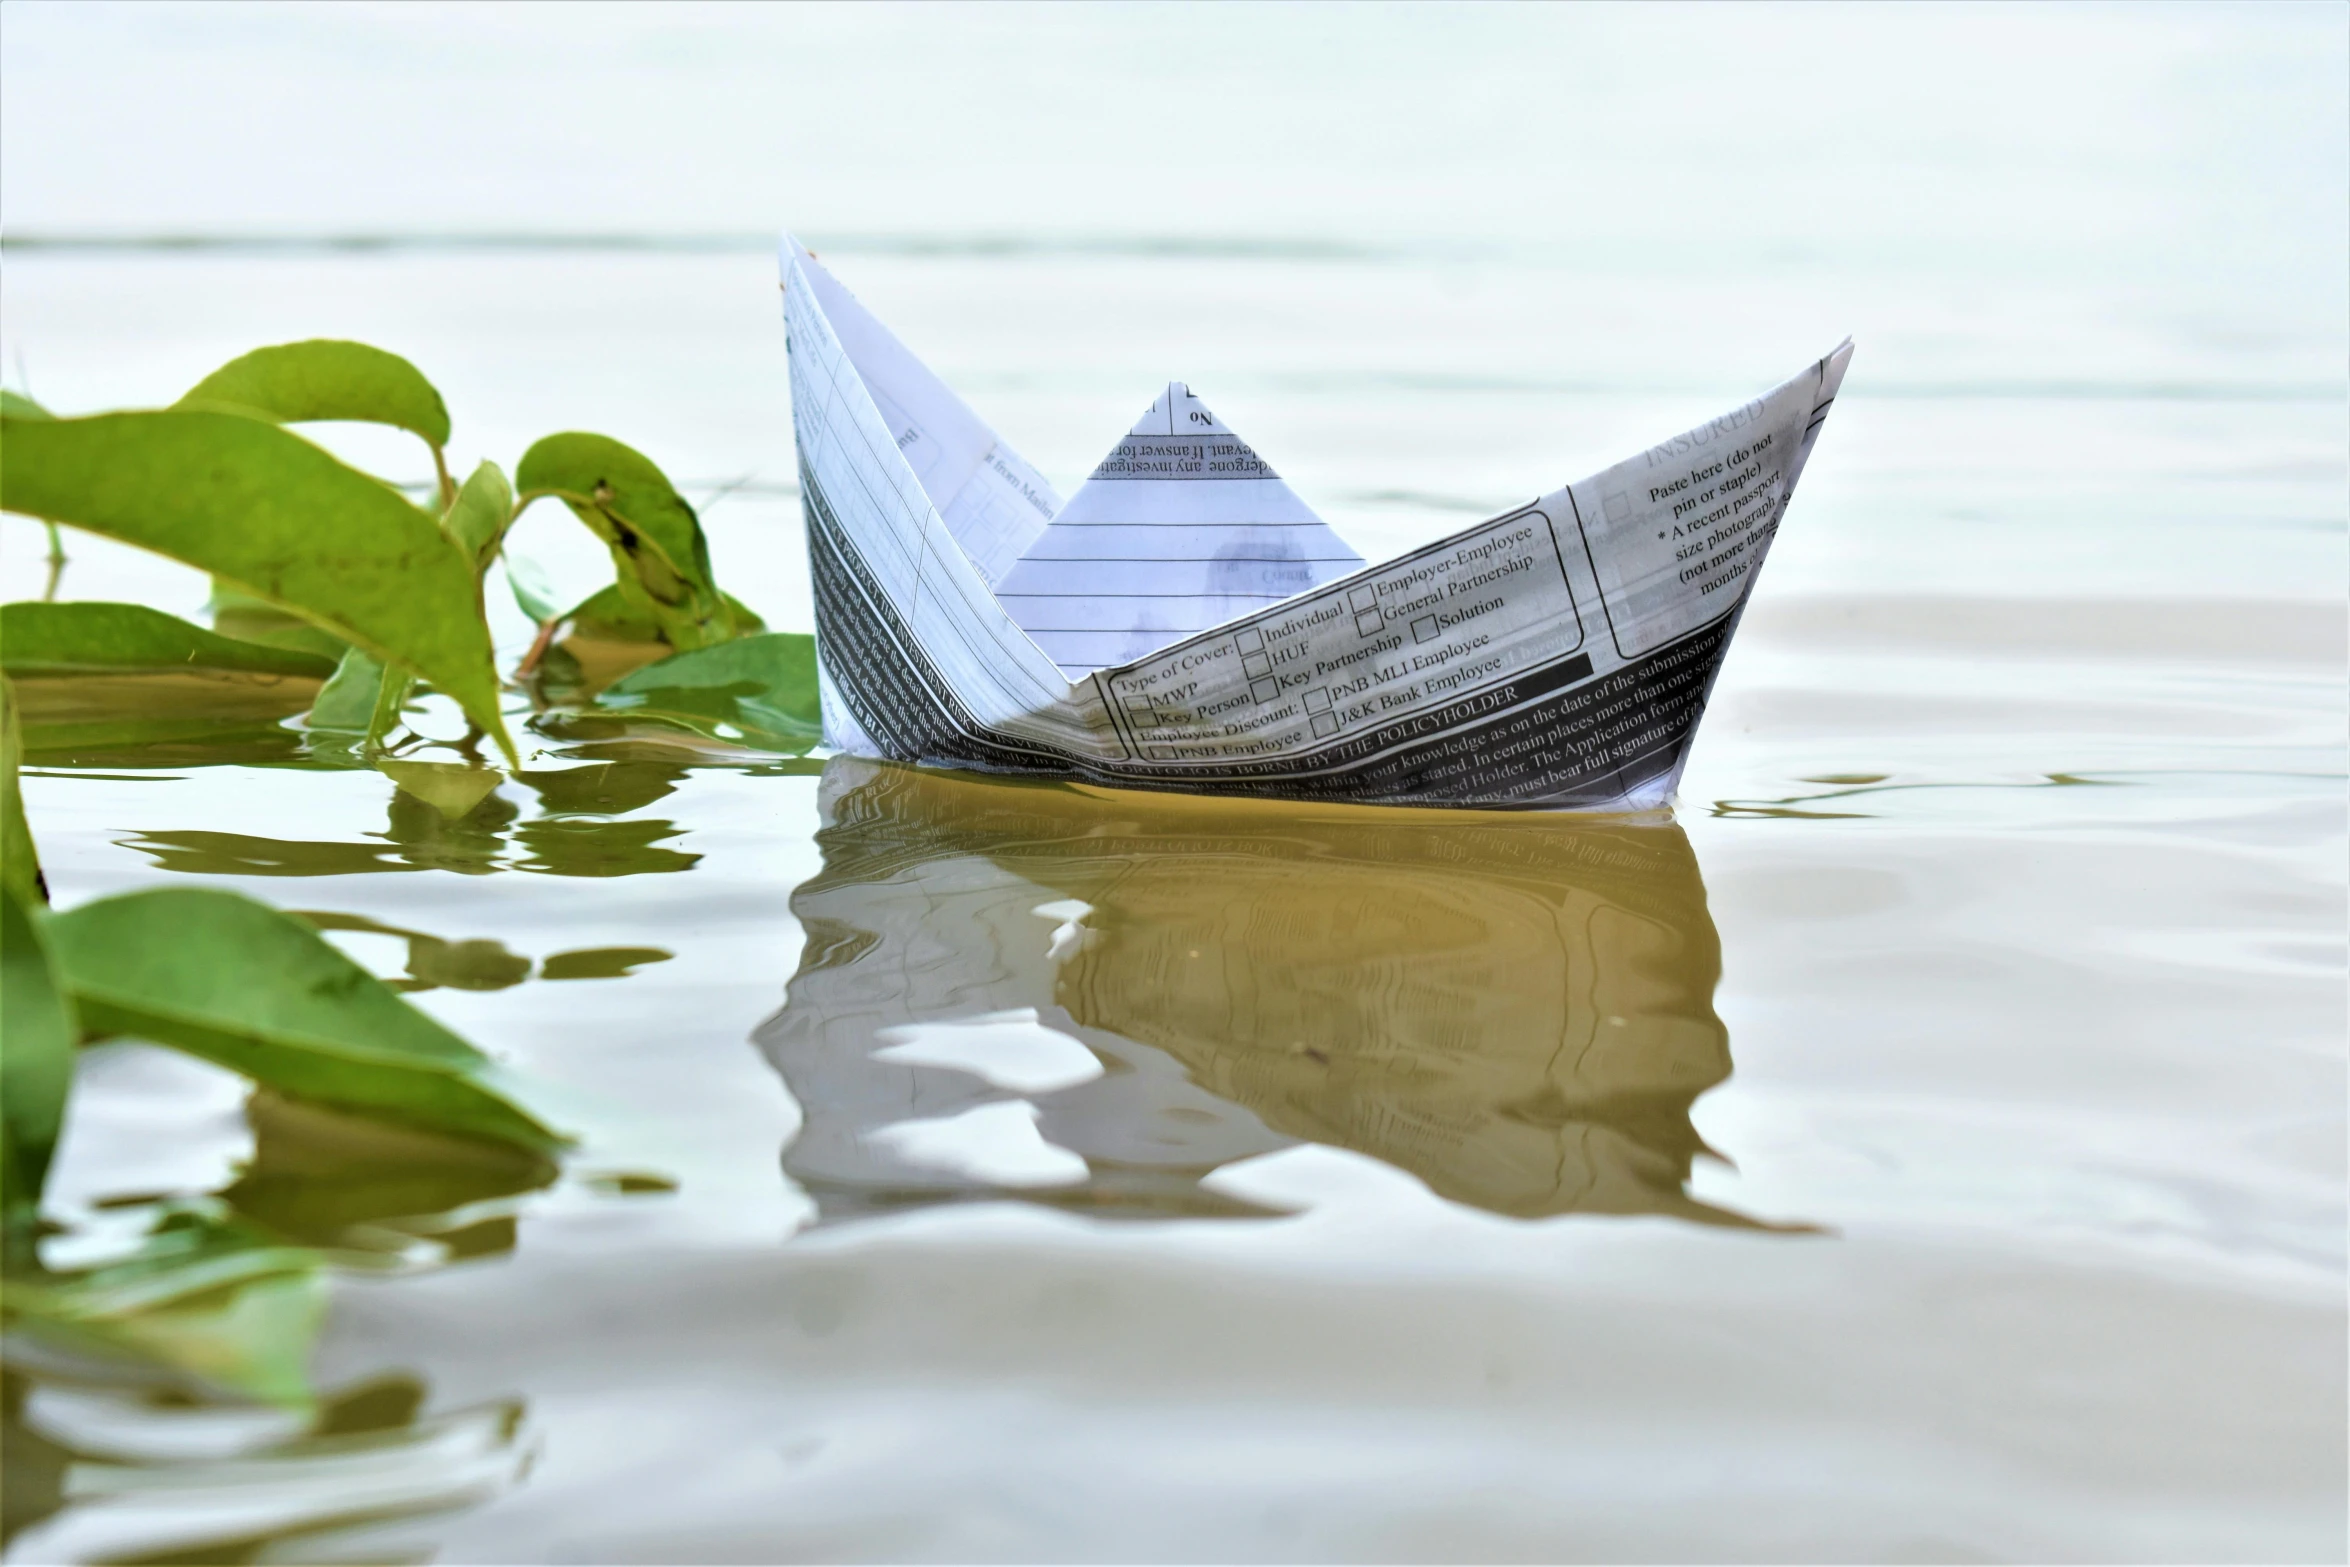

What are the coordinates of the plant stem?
(513, 617, 565, 681)
(365, 666, 414, 751)
(40, 522, 66, 601)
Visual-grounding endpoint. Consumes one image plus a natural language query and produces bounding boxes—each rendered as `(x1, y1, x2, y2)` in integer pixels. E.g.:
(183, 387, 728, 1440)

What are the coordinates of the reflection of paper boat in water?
(755, 758, 1784, 1229)
(782, 237, 1852, 809)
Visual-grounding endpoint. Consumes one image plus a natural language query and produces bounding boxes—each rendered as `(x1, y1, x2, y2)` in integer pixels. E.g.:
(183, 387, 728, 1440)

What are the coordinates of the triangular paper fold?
(992, 384, 1365, 675)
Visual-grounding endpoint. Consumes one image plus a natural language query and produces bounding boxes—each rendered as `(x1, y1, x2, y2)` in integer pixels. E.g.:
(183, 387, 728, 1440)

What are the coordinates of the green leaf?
(515, 434, 735, 651)
(4, 1212, 324, 1407)
(593, 632, 821, 752)
(505, 554, 563, 625)
(1, 884, 74, 1223)
(1, 675, 40, 904)
(375, 759, 503, 820)
(0, 410, 514, 763)
(366, 664, 416, 748)
(1, 389, 54, 420)
(210, 582, 352, 662)
(306, 645, 421, 754)
(557, 582, 768, 645)
(443, 459, 513, 572)
(45, 887, 568, 1154)
(175, 339, 451, 455)
(307, 646, 384, 732)
(0, 600, 337, 679)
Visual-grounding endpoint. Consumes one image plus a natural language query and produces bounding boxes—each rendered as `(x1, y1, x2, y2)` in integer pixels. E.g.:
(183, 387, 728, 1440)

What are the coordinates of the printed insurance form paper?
(781, 237, 1852, 810)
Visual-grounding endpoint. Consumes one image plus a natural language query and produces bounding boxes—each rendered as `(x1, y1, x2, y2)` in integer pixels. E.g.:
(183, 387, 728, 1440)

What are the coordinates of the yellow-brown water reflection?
(763, 758, 1782, 1228)
(222, 1090, 557, 1261)
(10, 670, 318, 769)
(117, 762, 707, 879)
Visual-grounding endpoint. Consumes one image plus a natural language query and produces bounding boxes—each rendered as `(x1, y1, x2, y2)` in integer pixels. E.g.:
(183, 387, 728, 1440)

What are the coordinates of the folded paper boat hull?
(782, 238, 1852, 811)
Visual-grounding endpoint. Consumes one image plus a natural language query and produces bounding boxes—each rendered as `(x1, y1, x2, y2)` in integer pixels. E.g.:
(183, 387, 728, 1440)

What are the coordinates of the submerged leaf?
(0, 410, 513, 762)
(176, 339, 451, 453)
(1, 885, 74, 1224)
(45, 888, 567, 1154)
(514, 434, 735, 651)
(0, 601, 337, 679)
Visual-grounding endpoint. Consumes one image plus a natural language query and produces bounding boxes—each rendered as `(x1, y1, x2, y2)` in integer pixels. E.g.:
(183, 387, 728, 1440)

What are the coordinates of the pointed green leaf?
(554, 582, 767, 645)
(209, 583, 352, 662)
(175, 340, 450, 451)
(0, 410, 514, 763)
(515, 434, 735, 651)
(46, 888, 568, 1154)
(1, 389, 53, 420)
(505, 554, 563, 626)
(1, 883, 75, 1220)
(1, 600, 337, 679)
(443, 459, 513, 572)
(376, 760, 503, 820)
(307, 647, 382, 732)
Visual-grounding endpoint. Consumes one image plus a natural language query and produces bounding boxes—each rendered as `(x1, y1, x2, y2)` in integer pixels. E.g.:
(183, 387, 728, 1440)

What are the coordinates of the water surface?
(2, 5, 2343, 1561)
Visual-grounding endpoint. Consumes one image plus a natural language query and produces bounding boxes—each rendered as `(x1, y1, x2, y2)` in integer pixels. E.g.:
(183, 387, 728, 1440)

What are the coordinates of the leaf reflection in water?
(115, 761, 703, 880)
(3, 1098, 552, 1562)
(762, 758, 1798, 1230)
(10, 670, 319, 771)
(291, 911, 673, 994)
(3, 1368, 530, 1567)
(222, 1090, 557, 1263)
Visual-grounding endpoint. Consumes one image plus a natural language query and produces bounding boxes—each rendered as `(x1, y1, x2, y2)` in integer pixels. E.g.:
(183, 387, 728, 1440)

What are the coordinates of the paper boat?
(781, 237, 1852, 810)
